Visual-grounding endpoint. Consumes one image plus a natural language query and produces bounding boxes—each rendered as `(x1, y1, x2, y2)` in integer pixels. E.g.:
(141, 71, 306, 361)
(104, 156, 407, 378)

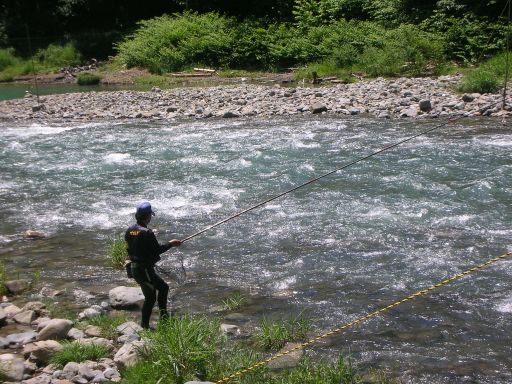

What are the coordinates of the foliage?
(0, 48, 18, 71)
(34, 43, 82, 69)
(221, 290, 247, 311)
(116, 12, 234, 73)
(50, 341, 110, 366)
(76, 72, 101, 85)
(0, 259, 7, 296)
(107, 236, 127, 270)
(457, 52, 511, 93)
(137, 314, 223, 384)
(80, 313, 132, 340)
(40, 298, 76, 320)
(255, 312, 312, 351)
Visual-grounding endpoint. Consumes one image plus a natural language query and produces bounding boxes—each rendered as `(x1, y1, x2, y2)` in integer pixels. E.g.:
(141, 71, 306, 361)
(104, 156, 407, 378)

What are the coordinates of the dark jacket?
(125, 222, 172, 265)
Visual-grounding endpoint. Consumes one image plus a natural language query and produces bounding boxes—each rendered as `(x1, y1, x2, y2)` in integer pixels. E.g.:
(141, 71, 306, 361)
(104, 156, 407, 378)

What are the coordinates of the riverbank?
(0, 75, 510, 121)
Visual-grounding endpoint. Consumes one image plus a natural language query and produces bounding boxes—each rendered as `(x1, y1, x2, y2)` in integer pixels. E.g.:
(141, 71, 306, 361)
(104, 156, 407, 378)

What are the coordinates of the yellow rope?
(215, 251, 512, 384)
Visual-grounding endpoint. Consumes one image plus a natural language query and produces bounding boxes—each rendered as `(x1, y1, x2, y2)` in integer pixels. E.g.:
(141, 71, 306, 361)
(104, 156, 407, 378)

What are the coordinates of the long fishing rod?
(180, 113, 471, 244)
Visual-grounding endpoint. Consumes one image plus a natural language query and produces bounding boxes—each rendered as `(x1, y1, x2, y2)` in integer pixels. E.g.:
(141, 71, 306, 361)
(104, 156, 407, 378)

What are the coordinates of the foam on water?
(103, 153, 133, 164)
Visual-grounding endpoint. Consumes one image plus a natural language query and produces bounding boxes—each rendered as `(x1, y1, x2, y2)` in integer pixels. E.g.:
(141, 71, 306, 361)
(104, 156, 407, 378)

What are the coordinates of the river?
(0, 115, 511, 383)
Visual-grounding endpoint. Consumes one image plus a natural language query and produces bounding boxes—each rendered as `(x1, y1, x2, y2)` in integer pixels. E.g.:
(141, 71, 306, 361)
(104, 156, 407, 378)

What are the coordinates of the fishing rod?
(180, 113, 473, 244)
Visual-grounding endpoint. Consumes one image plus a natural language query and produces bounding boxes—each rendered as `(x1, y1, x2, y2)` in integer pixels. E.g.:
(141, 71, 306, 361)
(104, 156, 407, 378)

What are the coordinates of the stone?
(6, 331, 38, 347)
(222, 111, 239, 118)
(24, 340, 63, 364)
(5, 279, 30, 294)
(77, 337, 114, 351)
(310, 102, 327, 114)
(108, 286, 144, 309)
(0, 307, 7, 326)
(220, 324, 240, 335)
(3, 304, 21, 317)
(22, 301, 46, 313)
(22, 374, 52, 384)
(35, 317, 52, 331)
(79, 307, 102, 320)
(77, 364, 97, 380)
(117, 333, 140, 344)
(24, 230, 46, 239)
(116, 321, 142, 336)
(37, 319, 74, 340)
(92, 372, 108, 382)
(23, 360, 38, 375)
(71, 375, 89, 384)
(67, 328, 85, 340)
(84, 325, 103, 337)
(63, 362, 80, 375)
(348, 107, 360, 115)
(400, 107, 418, 118)
(267, 342, 304, 370)
(0, 353, 25, 381)
(418, 99, 432, 112)
(39, 286, 64, 297)
(462, 93, 475, 102)
(0, 336, 8, 348)
(113, 340, 146, 369)
(13, 310, 38, 325)
(103, 367, 120, 380)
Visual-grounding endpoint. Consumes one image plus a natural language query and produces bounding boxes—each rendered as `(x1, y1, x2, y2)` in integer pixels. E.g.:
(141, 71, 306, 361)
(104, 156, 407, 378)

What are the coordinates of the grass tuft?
(255, 312, 312, 351)
(80, 313, 131, 340)
(49, 341, 110, 366)
(77, 72, 101, 85)
(222, 291, 247, 311)
(107, 236, 127, 270)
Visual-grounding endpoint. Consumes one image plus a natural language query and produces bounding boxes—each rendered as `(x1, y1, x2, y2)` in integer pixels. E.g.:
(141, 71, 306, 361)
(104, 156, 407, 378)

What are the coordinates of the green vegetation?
(222, 290, 247, 311)
(121, 313, 395, 384)
(107, 236, 127, 270)
(458, 51, 512, 93)
(50, 341, 110, 366)
(77, 72, 101, 85)
(0, 259, 7, 296)
(80, 313, 132, 340)
(255, 312, 312, 351)
(40, 298, 76, 320)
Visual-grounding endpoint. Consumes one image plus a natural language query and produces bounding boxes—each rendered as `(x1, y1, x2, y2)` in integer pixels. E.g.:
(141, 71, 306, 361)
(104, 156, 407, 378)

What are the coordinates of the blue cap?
(135, 201, 155, 218)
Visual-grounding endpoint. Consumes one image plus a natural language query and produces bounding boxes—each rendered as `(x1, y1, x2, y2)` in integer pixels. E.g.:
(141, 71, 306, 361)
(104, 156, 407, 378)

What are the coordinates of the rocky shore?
(0, 284, 238, 384)
(0, 75, 510, 121)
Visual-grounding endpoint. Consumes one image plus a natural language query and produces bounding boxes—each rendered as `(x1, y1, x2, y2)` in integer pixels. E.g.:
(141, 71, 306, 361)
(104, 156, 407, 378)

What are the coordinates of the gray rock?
(13, 310, 38, 325)
(71, 375, 89, 384)
(67, 327, 85, 340)
(108, 286, 144, 309)
(418, 99, 432, 112)
(113, 340, 146, 369)
(77, 337, 114, 351)
(103, 367, 120, 380)
(22, 374, 53, 384)
(310, 102, 327, 114)
(63, 362, 80, 375)
(0, 336, 8, 348)
(78, 364, 97, 380)
(79, 307, 102, 320)
(84, 325, 103, 337)
(24, 340, 63, 364)
(6, 331, 38, 347)
(117, 333, 141, 344)
(3, 304, 21, 317)
(267, 342, 304, 370)
(116, 321, 142, 336)
(5, 279, 30, 294)
(348, 107, 360, 115)
(0, 353, 25, 381)
(37, 319, 74, 341)
(21, 301, 46, 313)
(39, 286, 64, 298)
(92, 372, 108, 382)
(462, 93, 476, 102)
(220, 324, 240, 335)
(222, 111, 239, 118)
(400, 107, 418, 118)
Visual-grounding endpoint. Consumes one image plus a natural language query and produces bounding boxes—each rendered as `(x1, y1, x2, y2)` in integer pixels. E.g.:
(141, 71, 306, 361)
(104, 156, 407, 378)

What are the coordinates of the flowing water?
(0, 115, 511, 383)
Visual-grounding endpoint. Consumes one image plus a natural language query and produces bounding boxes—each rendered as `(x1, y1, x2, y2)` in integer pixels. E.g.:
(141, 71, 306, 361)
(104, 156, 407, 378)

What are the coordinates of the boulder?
(116, 321, 142, 336)
(113, 340, 146, 369)
(3, 304, 21, 317)
(310, 102, 327, 114)
(39, 286, 64, 298)
(77, 337, 114, 351)
(222, 111, 239, 118)
(5, 279, 30, 294)
(108, 286, 144, 309)
(24, 230, 46, 239)
(267, 342, 304, 370)
(0, 353, 25, 382)
(6, 331, 38, 347)
(419, 99, 432, 112)
(78, 307, 102, 320)
(37, 319, 74, 340)
(13, 310, 38, 325)
(84, 325, 103, 337)
(63, 362, 80, 375)
(67, 328, 85, 340)
(24, 340, 63, 364)
(22, 301, 46, 313)
(22, 374, 52, 383)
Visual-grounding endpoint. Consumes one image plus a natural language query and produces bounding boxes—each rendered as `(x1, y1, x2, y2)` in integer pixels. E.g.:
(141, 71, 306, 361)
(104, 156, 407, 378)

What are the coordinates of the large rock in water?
(109, 286, 144, 309)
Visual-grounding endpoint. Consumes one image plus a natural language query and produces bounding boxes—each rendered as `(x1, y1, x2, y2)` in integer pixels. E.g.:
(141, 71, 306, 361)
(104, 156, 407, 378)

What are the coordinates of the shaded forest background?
(0, 0, 508, 59)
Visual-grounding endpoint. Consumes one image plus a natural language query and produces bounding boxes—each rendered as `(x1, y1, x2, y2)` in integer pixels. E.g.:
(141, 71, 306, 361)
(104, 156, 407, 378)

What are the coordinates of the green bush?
(77, 72, 101, 85)
(0, 48, 18, 71)
(34, 43, 82, 69)
(458, 69, 500, 94)
(117, 12, 234, 73)
(50, 341, 110, 366)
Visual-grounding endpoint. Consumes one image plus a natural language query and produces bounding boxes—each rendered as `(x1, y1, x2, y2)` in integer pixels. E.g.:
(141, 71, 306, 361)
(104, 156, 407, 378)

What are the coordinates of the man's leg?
(149, 269, 170, 321)
(132, 265, 157, 329)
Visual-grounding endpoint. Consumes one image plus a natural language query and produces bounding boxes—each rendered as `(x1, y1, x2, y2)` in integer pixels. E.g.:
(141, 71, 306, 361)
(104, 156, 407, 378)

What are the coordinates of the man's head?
(135, 201, 155, 224)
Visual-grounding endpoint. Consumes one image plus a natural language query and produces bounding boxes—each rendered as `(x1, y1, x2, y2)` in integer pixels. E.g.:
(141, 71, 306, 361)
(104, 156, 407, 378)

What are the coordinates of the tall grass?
(255, 312, 312, 351)
(0, 260, 7, 296)
(80, 313, 132, 340)
(50, 341, 110, 366)
(107, 236, 127, 270)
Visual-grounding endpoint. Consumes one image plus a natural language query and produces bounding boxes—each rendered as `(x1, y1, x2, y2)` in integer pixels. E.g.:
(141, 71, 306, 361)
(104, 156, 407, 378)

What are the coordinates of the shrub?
(107, 236, 127, 269)
(458, 69, 500, 94)
(50, 341, 110, 366)
(0, 48, 18, 71)
(34, 43, 81, 69)
(76, 72, 101, 85)
(117, 12, 234, 73)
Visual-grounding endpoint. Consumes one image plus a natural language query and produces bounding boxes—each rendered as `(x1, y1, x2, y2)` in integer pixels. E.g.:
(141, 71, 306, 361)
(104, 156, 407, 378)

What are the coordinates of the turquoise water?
(0, 116, 511, 382)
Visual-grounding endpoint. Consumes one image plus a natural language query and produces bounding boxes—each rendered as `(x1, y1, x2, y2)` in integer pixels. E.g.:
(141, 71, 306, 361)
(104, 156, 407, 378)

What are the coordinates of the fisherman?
(125, 201, 182, 329)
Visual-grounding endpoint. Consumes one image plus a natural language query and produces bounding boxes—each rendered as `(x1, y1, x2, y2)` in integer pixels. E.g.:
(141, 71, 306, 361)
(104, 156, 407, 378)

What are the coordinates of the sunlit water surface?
(0, 116, 511, 383)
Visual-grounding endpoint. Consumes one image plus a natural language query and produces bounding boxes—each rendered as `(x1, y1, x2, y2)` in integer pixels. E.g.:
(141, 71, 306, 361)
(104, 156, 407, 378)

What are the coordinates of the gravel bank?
(0, 75, 510, 121)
